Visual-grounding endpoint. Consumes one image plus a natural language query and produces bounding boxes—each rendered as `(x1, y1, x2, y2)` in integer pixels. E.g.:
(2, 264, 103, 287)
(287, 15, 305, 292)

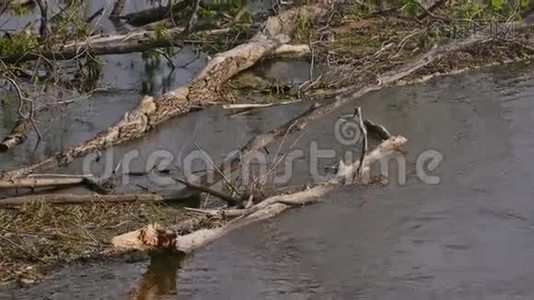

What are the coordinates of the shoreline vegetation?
(1, 0, 534, 289)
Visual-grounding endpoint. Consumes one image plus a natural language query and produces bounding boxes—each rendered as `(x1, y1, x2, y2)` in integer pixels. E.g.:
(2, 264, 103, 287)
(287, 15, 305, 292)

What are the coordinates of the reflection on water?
(4, 2, 534, 296)
(126, 252, 185, 300)
(0, 0, 172, 33)
(5, 62, 534, 298)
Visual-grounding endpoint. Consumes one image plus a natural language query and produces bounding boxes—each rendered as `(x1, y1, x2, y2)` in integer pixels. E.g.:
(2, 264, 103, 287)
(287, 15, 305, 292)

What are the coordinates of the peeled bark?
(111, 136, 407, 253)
(0, 174, 108, 194)
(0, 176, 85, 189)
(0, 5, 328, 180)
(183, 18, 534, 193)
(0, 28, 187, 63)
(0, 193, 162, 207)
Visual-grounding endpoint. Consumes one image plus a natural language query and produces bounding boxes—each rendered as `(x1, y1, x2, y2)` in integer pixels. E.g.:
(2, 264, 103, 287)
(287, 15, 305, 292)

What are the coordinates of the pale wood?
(1, 6, 328, 180)
(0, 177, 85, 189)
(222, 101, 301, 109)
(111, 135, 407, 253)
(0, 193, 162, 207)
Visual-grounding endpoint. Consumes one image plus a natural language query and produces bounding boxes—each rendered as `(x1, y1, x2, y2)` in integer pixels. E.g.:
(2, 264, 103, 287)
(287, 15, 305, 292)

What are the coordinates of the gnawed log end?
(112, 223, 177, 252)
(0, 135, 27, 152)
(377, 136, 408, 152)
(0, 142, 10, 152)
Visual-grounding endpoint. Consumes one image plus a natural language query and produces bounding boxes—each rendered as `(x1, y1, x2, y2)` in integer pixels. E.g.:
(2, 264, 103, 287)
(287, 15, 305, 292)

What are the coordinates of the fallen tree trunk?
(0, 174, 94, 189)
(0, 42, 309, 153)
(0, 176, 85, 189)
(0, 23, 251, 64)
(1, 27, 187, 63)
(0, 193, 162, 207)
(4, 11, 533, 183)
(186, 17, 534, 191)
(0, 10, 308, 64)
(0, 5, 327, 180)
(0, 174, 108, 194)
(111, 135, 407, 253)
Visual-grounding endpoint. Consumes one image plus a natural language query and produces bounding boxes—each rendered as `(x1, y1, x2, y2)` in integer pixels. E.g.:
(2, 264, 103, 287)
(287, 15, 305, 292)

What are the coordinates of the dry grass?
(0, 200, 184, 285)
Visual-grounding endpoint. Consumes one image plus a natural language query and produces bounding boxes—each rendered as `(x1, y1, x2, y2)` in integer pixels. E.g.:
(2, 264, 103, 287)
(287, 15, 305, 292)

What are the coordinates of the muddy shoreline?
(4, 60, 534, 298)
(2, 1, 534, 290)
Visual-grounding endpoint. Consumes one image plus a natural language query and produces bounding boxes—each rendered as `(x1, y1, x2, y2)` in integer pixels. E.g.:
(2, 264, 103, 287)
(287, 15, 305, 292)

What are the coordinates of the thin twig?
(173, 177, 240, 206)
(193, 142, 242, 198)
(154, 49, 176, 69)
(309, 41, 315, 81)
(222, 101, 301, 109)
(27, 96, 42, 141)
(354, 107, 368, 178)
(186, 0, 201, 33)
(86, 7, 105, 23)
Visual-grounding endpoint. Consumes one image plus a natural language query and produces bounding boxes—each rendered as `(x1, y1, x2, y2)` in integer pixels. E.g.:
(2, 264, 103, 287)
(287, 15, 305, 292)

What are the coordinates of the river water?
(2, 61, 534, 299)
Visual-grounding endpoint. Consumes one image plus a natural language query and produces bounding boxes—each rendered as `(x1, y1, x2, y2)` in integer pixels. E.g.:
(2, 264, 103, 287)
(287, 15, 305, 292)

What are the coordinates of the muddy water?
(171, 63, 534, 299)
(0, 49, 205, 173)
(0, 0, 170, 33)
(2, 61, 534, 299)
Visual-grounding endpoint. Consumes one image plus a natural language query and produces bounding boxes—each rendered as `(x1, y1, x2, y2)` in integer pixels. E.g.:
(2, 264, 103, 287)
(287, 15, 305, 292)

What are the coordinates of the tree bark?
(0, 5, 328, 180)
(1, 28, 187, 63)
(0, 193, 162, 207)
(111, 135, 407, 253)
(185, 17, 534, 192)
(0, 174, 108, 193)
(0, 176, 85, 189)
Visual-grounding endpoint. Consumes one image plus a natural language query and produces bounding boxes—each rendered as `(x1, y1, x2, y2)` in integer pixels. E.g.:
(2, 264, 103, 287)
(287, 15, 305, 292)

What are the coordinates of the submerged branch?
(173, 177, 240, 206)
(176, 17, 534, 201)
(111, 135, 407, 253)
(1, 5, 328, 180)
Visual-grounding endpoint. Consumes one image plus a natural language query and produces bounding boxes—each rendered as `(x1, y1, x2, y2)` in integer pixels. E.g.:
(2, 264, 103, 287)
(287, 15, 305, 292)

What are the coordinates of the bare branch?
(173, 177, 240, 207)
(354, 107, 368, 178)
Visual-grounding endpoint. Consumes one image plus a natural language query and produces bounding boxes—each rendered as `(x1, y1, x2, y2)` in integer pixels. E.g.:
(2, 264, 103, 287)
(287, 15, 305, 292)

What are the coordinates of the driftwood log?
(0, 174, 107, 193)
(111, 17, 534, 254)
(2, 11, 533, 183)
(0, 176, 85, 189)
(0, 27, 183, 64)
(0, 17, 304, 64)
(111, 135, 407, 253)
(185, 16, 534, 192)
(0, 193, 162, 207)
(0, 6, 326, 180)
(0, 44, 310, 154)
